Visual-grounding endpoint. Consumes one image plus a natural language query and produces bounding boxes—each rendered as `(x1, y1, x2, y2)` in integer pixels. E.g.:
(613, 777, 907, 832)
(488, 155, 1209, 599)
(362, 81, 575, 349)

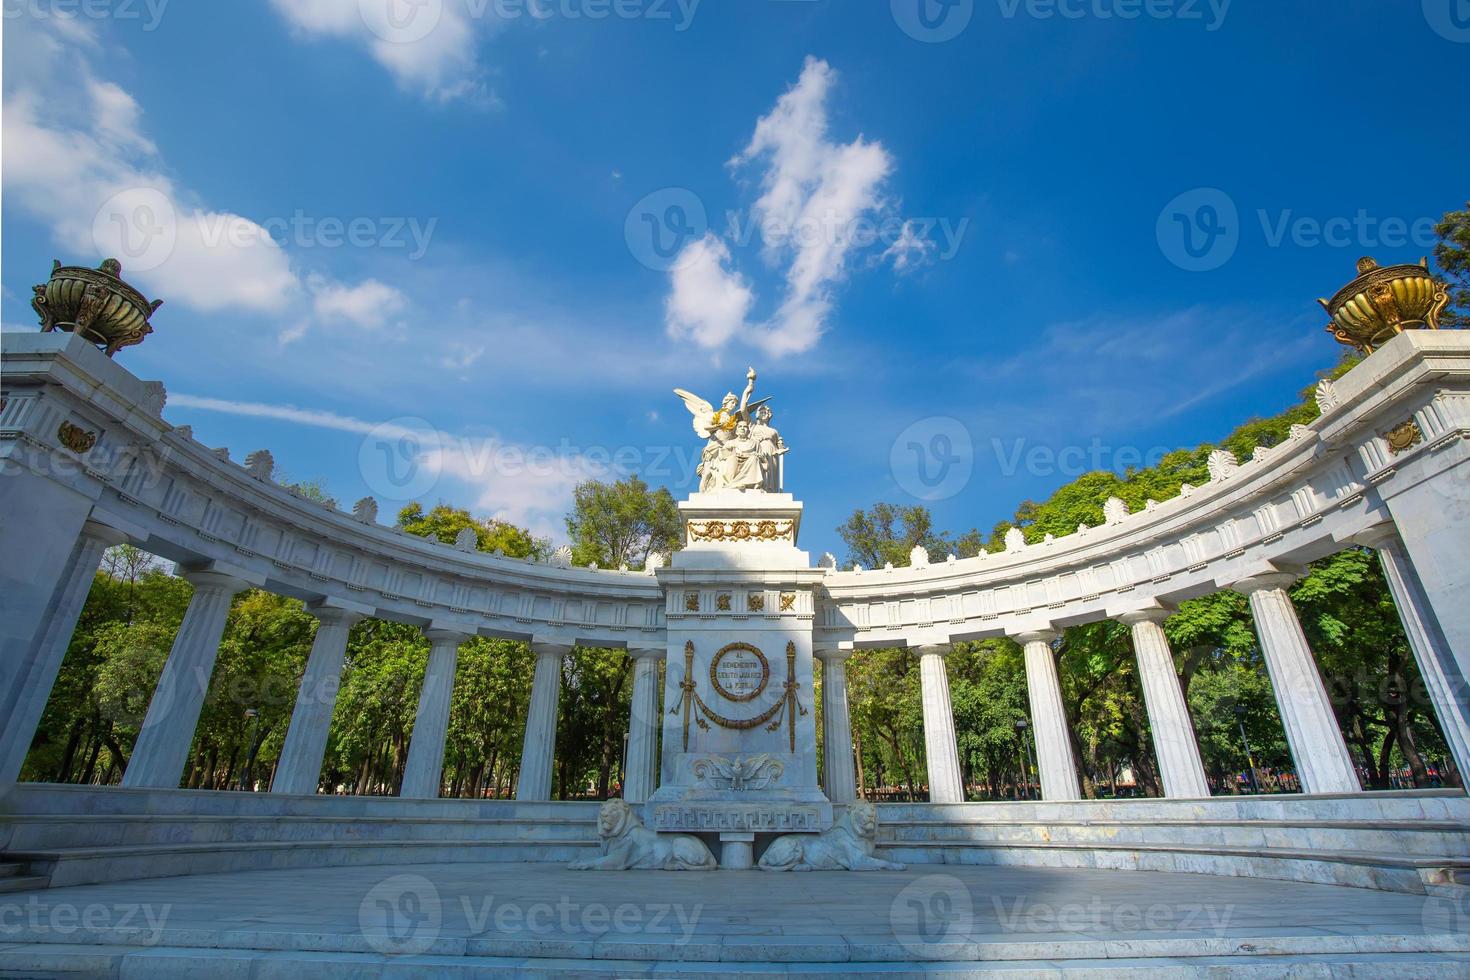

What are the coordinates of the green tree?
(397, 502, 544, 558)
(565, 475, 681, 569)
(1434, 201, 1470, 328)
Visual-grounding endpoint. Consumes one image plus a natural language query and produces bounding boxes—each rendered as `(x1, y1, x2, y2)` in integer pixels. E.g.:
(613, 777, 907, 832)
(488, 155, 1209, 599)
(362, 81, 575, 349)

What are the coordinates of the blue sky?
(4, 1, 1468, 560)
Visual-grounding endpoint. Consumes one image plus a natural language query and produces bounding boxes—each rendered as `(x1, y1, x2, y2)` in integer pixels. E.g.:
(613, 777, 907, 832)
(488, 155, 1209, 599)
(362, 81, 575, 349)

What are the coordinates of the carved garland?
(671, 641, 808, 752)
(687, 519, 795, 544)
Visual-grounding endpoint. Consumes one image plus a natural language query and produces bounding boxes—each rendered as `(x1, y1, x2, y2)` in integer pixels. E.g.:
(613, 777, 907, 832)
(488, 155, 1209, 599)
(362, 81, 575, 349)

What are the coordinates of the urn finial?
(32, 258, 163, 357)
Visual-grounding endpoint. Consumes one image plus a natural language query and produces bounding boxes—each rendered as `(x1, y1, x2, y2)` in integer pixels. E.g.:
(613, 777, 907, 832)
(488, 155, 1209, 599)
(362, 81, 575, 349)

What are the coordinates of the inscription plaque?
(709, 642, 770, 703)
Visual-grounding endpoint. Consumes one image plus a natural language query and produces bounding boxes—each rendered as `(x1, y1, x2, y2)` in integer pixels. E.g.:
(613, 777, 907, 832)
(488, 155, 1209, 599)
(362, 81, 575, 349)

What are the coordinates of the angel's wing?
(672, 388, 717, 439)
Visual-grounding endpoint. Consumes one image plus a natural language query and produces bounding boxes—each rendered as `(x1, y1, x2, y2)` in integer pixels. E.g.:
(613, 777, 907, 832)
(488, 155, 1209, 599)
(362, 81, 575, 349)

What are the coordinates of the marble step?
(5, 838, 600, 890)
(876, 817, 1470, 857)
(880, 838, 1470, 894)
(1, 812, 598, 850)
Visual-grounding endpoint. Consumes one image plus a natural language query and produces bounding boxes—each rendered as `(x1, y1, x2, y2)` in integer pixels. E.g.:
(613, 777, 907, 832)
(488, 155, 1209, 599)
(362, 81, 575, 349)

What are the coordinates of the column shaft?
(819, 652, 857, 803)
(516, 643, 567, 801)
(623, 650, 661, 803)
(1124, 615, 1210, 799)
(123, 571, 246, 789)
(917, 645, 964, 804)
(271, 608, 363, 795)
(1, 523, 123, 783)
(1375, 539, 1470, 780)
(1243, 580, 1360, 794)
(400, 630, 467, 799)
(1018, 634, 1082, 801)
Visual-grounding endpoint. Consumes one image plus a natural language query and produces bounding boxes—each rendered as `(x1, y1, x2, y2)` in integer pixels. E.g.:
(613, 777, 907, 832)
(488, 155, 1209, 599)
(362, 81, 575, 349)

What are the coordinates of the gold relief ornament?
(57, 421, 98, 454)
(671, 640, 808, 752)
(687, 519, 796, 544)
(1384, 418, 1424, 455)
(717, 593, 732, 612)
(747, 593, 765, 613)
(684, 591, 700, 612)
(780, 592, 797, 612)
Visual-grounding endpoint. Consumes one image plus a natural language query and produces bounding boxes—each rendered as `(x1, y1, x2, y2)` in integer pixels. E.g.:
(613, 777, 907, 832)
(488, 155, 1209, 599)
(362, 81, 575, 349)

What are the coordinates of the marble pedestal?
(648, 491, 833, 866)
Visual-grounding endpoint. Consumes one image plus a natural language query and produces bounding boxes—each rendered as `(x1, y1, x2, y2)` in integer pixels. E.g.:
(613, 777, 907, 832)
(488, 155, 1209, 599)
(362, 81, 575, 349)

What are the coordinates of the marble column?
(1236, 573, 1361, 795)
(1359, 528, 1470, 781)
(0, 521, 128, 784)
(516, 642, 569, 801)
(271, 604, 368, 796)
(1015, 630, 1082, 801)
(123, 570, 249, 789)
(622, 647, 663, 804)
(1118, 610, 1211, 799)
(915, 644, 964, 804)
(400, 628, 470, 800)
(816, 648, 857, 804)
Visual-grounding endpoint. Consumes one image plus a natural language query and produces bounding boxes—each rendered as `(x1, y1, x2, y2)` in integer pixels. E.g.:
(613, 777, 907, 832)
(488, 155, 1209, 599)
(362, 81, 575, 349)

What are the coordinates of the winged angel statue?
(674, 368, 788, 494)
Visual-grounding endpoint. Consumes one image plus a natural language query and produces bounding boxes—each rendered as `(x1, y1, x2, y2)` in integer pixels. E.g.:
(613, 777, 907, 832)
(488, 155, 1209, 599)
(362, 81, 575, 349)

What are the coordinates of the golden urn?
(32, 259, 164, 357)
(1319, 256, 1449, 355)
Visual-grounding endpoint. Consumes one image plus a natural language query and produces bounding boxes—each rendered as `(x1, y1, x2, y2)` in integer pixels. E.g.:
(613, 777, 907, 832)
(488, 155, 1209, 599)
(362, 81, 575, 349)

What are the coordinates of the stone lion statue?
(569, 799, 717, 872)
(758, 802, 906, 872)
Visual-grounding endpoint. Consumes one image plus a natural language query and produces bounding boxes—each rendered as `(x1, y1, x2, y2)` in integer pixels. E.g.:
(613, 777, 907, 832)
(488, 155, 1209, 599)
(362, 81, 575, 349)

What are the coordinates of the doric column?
(1014, 630, 1082, 801)
(123, 569, 249, 789)
(1358, 528, 1470, 780)
(1235, 572, 1361, 795)
(516, 641, 569, 801)
(400, 628, 471, 799)
(1117, 609, 1210, 799)
(271, 603, 369, 796)
(915, 644, 964, 804)
(622, 647, 663, 804)
(816, 647, 857, 803)
(0, 521, 128, 784)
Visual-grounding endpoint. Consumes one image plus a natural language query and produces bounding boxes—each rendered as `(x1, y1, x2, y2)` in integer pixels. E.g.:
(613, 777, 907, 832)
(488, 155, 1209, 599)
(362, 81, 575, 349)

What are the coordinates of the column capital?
(910, 643, 952, 659)
(1349, 524, 1402, 552)
(80, 520, 132, 549)
(1115, 606, 1173, 627)
(1013, 629, 1058, 647)
(309, 599, 373, 628)
(626, 646, 665, 662)
(530, 640, 573, 659)
(814, 645, 855, 664)
(1230, 571, 1302, 596)
(179, 568, 251, 594)
(423, 627, 472, 646)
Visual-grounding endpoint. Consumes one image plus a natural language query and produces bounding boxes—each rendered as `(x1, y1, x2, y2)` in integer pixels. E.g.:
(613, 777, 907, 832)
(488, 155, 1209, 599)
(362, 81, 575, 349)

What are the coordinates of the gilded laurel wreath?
(687, 520, 794, 543)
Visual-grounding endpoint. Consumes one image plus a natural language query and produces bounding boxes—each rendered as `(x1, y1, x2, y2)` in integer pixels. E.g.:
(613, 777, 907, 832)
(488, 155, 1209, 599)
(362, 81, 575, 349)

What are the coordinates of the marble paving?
(0, 862, 1467, 976)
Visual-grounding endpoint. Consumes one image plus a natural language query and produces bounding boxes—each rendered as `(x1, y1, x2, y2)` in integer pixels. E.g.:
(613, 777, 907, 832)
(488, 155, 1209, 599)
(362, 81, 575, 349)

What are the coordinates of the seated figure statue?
(569, 799, 718, 871)
(758, 802, 906, 872)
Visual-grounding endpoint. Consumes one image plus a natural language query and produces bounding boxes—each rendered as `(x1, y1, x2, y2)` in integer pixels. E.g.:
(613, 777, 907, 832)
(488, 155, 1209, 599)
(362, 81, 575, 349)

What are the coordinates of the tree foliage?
(565, 475, 681, 569)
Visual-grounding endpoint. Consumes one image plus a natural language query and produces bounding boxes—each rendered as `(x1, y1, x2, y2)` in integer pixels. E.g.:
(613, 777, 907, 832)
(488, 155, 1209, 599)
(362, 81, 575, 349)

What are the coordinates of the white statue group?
(675, 368, 788, 494)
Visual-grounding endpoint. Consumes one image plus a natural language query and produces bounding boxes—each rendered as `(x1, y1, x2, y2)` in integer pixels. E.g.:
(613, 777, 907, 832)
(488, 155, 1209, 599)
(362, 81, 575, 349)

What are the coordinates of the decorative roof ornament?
(1004, 527, 1026, 552)
(352, 497, 379, 524)
(909, 544, 931, 569)
(32, 259, 164, 357)
(244, 450, 274, 481)
(454, 528, 478, 552)
(548, 545, 574, 569)
(1206, 449, 1239, 482)
(645, 552, 667, 573)
(1320, 256, 1450, 355)
(1103, 498, 1130, 525)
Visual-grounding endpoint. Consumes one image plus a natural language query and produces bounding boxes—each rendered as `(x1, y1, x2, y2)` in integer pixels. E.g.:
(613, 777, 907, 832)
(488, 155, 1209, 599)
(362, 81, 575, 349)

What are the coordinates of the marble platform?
(0, 862, 1467, 977)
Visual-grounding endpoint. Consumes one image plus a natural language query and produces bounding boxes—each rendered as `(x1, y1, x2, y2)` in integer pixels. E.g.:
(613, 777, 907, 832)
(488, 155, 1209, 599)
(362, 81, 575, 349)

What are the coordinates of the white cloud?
(664, 57, 896, 357)
(170, 392, 599, 541)
(883, 220, 936, 272)
(269, 0, 492, 104)
(309, 276, 409, 329)
(665, 235, 754, 351)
